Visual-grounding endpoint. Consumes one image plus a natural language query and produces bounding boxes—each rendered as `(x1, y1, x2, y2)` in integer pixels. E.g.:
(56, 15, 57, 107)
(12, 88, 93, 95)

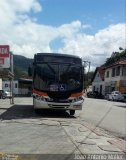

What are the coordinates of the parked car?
(0, 90, 6, 99)
(122, 94, 126, 102)
(86, 91, 94, 98)
(5, 91, 12, 98)
(104, 93, 110, 100)
(108, 91, 125, 101)
(87, 91, 104, 99)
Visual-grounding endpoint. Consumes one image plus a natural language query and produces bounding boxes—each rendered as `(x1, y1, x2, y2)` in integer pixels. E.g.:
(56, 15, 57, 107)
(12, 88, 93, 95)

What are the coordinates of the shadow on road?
(114, 104, 126, 108)
(0, 104, 76, 120)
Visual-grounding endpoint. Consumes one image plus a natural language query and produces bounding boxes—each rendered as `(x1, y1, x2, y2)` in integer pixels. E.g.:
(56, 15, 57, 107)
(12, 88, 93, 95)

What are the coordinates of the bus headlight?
(41, 96, 46, 101)
(35, 95, 46, 101)
(35, 95, 41, 100)
(72, 96, 84, 103)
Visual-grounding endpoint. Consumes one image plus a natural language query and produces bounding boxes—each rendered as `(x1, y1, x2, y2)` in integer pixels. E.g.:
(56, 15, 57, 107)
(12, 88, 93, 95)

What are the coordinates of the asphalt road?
(0, 97, 126, 138)
(79, 97, 126, 138)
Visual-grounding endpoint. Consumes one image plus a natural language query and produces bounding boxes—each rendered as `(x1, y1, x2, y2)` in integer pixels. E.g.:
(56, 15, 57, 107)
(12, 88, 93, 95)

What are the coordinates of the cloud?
(8, 0, 42, 13)
(82, 24, 92, 29)
(59, 23, 126, 70)
(0, 0, 125, 71)
(0, 0, 42, 28)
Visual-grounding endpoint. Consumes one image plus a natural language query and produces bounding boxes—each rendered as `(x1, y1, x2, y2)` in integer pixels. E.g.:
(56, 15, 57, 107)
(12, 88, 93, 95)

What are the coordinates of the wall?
(105, 66, 126, 82)
(92, 81, 105, 95)
(92, 72, 105, 95)
(2, 80, 18, 95)
(104, 65, 126, 93)
(18, 88, 29, 95)
(0, 79, 2, 90)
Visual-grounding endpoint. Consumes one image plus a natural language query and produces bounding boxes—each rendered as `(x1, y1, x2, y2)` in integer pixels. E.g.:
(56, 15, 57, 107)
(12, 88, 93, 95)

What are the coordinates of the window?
(116, 66, 120, 76)
(106, 71, 109, 78)
(5, 84, 8, 88)
(15, 83, 18, 88)
(112, 68, 115, 77)
(122, 66, 126, 76)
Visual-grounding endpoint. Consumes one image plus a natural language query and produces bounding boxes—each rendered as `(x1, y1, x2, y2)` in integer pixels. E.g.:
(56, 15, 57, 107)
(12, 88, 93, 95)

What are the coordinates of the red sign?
(0, 58, 4, 64)
(0, 45, 10, 57)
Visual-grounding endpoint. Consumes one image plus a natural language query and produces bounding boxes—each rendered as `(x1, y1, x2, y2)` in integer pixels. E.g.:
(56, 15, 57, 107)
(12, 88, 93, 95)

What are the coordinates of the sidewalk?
(0, 98, 126, 160)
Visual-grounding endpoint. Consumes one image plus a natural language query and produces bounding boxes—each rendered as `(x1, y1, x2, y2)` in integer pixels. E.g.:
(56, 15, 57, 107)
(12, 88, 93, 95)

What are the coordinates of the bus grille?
(48, 104, 69, 108)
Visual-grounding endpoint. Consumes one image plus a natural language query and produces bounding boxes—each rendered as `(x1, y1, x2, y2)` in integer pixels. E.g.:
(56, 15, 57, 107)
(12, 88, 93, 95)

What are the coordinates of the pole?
(10, 78, 11, 104)
(87, 62, 91, 85)
(10, 52, 14, 104)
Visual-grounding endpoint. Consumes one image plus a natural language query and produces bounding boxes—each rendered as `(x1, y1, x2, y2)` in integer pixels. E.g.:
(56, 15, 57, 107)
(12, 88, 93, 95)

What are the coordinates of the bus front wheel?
(70, 110, 75, 116)
(34, 109, 40, 114)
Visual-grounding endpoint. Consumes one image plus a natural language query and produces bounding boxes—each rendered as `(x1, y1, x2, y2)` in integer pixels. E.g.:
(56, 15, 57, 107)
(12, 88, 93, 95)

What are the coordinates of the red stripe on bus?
(33, 89, 84, 98)
(33, 89, 48, 96)
(70, 91, 84, 98)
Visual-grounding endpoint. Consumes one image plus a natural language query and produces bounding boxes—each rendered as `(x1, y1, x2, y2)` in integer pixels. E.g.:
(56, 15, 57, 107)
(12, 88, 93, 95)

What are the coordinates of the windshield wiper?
(46, 63, 56, 75)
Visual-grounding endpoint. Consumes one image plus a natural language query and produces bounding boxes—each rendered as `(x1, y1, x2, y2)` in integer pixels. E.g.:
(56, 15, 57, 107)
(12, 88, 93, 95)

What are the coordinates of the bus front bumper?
(33, 98, 84, 110)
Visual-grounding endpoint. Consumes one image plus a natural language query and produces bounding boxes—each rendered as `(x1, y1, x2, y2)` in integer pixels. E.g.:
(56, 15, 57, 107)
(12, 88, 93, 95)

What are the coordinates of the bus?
(28, 53, 84, 115)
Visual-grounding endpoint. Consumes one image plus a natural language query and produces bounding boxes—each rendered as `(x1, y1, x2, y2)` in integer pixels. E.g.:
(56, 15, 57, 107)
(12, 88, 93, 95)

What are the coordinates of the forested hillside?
(13, 55, 33, 79)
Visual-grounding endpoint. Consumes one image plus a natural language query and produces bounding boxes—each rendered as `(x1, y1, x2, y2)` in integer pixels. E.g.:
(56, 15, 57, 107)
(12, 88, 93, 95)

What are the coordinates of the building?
(0, 78, 2, 90)
(104, 59, 126, 94)
(2, 78, 32, 96)
(92, 67, 105, 95)
(18, 78, 32, 96)
(2, 80, 18, 95)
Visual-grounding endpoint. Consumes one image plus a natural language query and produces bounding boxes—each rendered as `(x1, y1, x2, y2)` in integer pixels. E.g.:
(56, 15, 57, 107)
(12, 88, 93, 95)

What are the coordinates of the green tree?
(104, 49, 126, 66)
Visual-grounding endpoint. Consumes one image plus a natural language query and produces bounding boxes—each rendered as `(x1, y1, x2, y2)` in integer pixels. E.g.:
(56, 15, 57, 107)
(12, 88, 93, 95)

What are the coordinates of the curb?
(108, 139, 126, 153)
(82, 122, 126, 153)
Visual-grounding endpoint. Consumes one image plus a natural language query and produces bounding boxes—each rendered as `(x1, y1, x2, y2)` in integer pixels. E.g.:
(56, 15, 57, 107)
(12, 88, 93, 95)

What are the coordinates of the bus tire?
(70, 110, 75, 116)
(34, 109, 40, 114)
(2, 96, 6, 99)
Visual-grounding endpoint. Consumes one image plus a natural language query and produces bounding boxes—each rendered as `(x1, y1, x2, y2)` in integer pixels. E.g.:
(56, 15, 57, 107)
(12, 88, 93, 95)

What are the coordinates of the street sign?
(0, 58, 4, 65)
(0, 45, 10, 57)
(0, 45, 10, 68)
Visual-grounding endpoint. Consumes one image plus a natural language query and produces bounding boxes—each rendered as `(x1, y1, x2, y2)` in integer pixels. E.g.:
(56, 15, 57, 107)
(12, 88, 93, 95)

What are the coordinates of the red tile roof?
(105, 59, 126, 69)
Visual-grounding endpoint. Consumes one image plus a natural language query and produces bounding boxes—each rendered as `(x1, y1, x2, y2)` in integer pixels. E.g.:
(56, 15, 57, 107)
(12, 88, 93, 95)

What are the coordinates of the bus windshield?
(33, 63, 83, 92)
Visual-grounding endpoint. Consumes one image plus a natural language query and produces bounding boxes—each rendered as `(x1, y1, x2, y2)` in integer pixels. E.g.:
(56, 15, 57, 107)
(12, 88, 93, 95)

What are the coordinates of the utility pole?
(10, 52, 14, 104)
(87, 61, 91, 83)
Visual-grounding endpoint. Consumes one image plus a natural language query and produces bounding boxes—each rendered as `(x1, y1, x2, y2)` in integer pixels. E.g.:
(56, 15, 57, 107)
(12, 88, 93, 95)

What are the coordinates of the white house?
(2, 80, 18, 95)
(92, 67, 105, 95)
(104, 59, 126, 94)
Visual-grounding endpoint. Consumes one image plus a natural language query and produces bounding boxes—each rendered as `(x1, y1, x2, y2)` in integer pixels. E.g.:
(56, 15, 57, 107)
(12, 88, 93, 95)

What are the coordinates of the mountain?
(13, 55, 33, 79)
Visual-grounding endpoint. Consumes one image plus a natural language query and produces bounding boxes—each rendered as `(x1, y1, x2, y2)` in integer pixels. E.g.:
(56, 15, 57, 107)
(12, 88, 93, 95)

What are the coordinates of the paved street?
(0, 97, 126, 159)
(80, 98, 126, 138)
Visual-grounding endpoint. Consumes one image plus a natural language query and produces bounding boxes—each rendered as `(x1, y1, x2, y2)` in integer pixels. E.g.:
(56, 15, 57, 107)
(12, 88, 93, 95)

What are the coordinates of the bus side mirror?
(28, 65, 32, 77)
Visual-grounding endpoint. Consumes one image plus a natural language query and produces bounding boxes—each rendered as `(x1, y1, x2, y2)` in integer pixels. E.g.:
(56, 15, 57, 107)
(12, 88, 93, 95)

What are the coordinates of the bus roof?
(35, 53, 81, 59)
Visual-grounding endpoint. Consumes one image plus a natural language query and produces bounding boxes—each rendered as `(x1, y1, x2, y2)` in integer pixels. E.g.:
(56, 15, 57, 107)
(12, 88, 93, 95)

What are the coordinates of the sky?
(0, 0, 125, 70)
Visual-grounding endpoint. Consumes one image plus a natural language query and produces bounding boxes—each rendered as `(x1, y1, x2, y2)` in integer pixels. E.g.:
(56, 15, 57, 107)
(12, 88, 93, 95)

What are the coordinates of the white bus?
(28, 53, 84, 115)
